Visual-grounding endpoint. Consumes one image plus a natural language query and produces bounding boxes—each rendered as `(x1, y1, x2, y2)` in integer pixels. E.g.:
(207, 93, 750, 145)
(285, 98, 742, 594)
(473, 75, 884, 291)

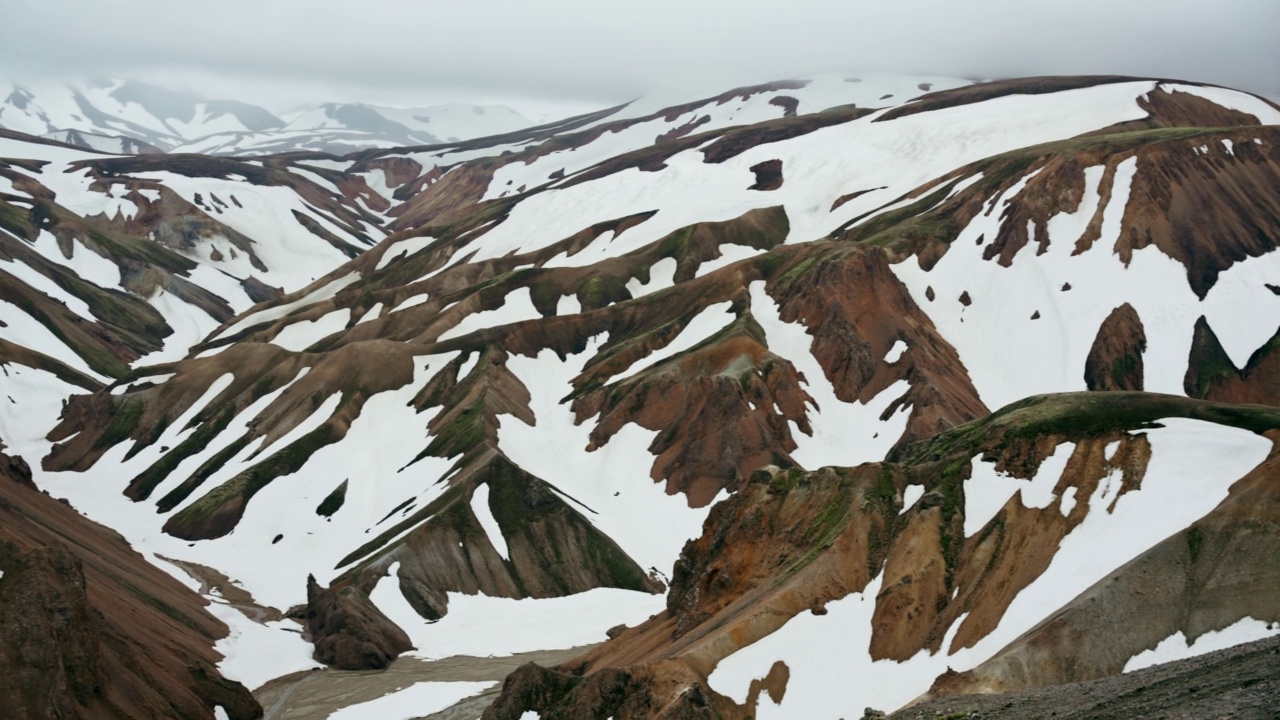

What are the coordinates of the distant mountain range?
(0, 78, 533, 155)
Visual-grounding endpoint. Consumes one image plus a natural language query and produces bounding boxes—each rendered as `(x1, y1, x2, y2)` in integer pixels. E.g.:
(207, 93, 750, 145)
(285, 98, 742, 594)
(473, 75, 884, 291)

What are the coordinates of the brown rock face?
(342, 453, 662, 621)
(769, 245, 989, 453)
(1084, 303, 1147, 391)
(0, 545, 104, 719)
(1117, 129, 1280, 298)
(0, 450, 260, 719)
(305, 575, 413, 670)
(748, 160, 784, 191)
(929, 447, 1280, 698)
(1185, 316, 1280, 406)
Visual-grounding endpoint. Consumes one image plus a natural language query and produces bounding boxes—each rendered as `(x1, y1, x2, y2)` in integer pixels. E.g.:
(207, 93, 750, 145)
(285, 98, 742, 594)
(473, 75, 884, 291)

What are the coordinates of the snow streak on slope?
(708, 419, 1272, 715)
(470, 483, 510, 561)
(438, 287, 541, 341)
(133, 171, 371, 288)
(963, 443, 1074, 537)
(1122, 617, 1280, 673)
(215, 274, 360, 340)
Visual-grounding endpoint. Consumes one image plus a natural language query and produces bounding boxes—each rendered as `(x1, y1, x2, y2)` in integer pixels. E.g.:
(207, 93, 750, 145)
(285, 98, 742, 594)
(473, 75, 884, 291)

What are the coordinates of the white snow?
(1123, 617, 1280, 673)
(327, 680, 496, 720)
(371, 562, 666, 659)
(0, 257, 96, 320)
(134, 289, 221, 366)
(609, 301, 735, 382)
(695, 244, 764, 277)
(460, 82, 1157, 271)
(30, 232, 121, 289)
(298, 159, 353, 172)
(884, 340, 908, 364)
(30, 353, 465, 616)
(269, 309, 352, 352)
(470, 483, 509, 561)
(1059, 486, 1078, 517)
(214, 273, 358, 340)
(900, 484, 924, 515)
(438, 287, 540, 341)
(356, 302, 384, 325)
(457, 353, 479, 381)
(555, 294, 582, 316)
(963, 442, 1072, 537)
(1158, 84, 1280, 125)
(204, 599, 320, 692)
(110, 373, 175, 396)
(0, 299, 111, 381)
(890, 158, 1280, 410)
(376, 235, 437, 271)
(624, 257, 678, 299)
(390, 293, 430, 314)
(132, 171, 357, 292)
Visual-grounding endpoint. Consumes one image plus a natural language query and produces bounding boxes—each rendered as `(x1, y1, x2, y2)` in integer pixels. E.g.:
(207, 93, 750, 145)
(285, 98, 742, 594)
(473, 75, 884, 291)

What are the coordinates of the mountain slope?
(0, 73, 1278, 714)
(0, 448, 261, 719)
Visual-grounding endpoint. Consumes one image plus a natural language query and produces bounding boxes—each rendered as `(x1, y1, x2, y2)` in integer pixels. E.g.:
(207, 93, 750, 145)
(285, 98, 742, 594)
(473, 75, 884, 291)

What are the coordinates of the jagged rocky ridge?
(0, 73, 1277, 714)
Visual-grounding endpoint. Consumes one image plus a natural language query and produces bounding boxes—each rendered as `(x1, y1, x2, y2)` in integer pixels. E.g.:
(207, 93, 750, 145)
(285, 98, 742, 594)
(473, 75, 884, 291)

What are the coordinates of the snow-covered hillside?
(0, 79, 535, 156)
(3, 73, 1280, 718)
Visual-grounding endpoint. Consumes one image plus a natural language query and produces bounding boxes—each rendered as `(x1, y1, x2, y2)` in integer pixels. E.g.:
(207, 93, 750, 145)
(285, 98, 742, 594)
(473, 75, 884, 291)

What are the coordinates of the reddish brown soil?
(0, 451, 260, 719)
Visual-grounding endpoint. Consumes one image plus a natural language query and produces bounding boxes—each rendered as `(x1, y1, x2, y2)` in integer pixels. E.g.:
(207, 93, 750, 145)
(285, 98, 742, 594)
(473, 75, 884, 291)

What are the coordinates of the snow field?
(460, 82, 1159, 271)
(370, 562, 666, 659)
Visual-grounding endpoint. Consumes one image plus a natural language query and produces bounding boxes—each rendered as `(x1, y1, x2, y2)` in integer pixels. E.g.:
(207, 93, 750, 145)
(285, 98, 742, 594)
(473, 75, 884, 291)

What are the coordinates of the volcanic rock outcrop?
(0, 449, 261, 719)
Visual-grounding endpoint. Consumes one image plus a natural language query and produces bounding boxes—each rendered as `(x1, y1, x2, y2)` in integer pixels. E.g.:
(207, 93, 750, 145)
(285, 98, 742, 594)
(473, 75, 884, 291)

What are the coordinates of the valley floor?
(255, 646, 593, 720)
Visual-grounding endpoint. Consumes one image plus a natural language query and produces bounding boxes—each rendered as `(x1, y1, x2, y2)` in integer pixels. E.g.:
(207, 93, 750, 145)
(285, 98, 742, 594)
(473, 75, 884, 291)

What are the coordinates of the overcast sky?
(3, 0, 1277, 120)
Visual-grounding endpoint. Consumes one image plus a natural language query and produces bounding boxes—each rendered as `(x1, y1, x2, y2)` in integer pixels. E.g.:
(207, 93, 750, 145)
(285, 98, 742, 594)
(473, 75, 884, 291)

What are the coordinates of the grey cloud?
(3, 0, 1277, 110)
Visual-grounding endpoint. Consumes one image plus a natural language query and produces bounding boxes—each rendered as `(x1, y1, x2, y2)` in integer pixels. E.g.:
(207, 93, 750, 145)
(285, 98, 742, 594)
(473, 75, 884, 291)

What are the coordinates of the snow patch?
(438, 287, 540, 341)
(269, 308, 352, 352)
(884, 340, 908, 364)
(470, 484, 509, 561)
(371, 562, 666, 659)
(1123, 617, 1280, 673)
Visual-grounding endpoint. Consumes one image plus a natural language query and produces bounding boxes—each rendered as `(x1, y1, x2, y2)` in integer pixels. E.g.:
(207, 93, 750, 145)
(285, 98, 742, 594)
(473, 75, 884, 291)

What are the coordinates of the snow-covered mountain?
(2, 72, 1279, 719)
(0, 79, 283, 151)
(0, 79, 534, 156)
(171, 101, 534, 156)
